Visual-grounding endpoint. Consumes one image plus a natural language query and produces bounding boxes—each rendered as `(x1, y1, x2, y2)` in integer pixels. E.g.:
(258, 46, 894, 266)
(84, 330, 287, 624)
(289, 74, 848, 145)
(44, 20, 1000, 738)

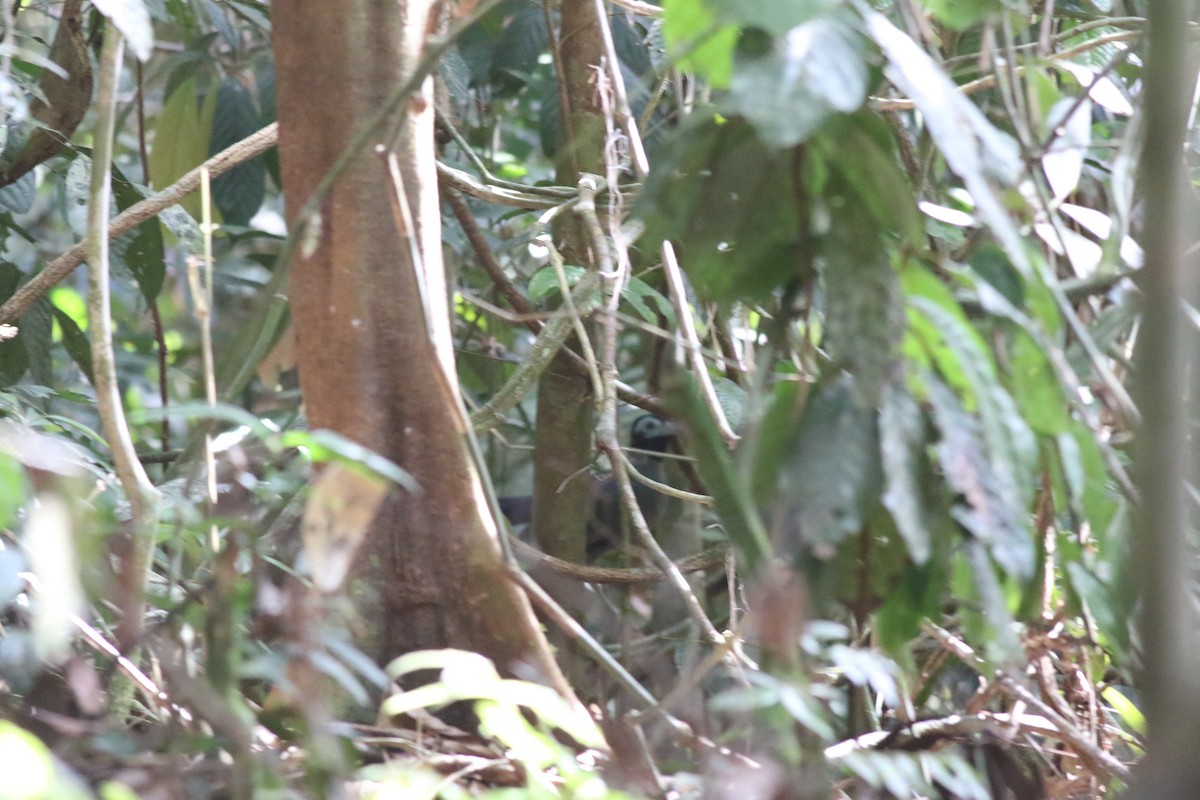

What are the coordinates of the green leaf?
(527, 264, 583, 301)
(636, 117, 804, 303)
(110, 167, 165, 304)
(0, 264, 27, 386)
(778, 376, 882, 560)
(921, 0, 1006, 30)
(52, 306, 94, 384)
(149, 75, 217, 220)
(662, 0, 737, 87)
(727, 11, 868, 148)
(489, 6, 547, 95)
(19, 297, 53, 388)
(0, 171, 34, 214)
(622, 274, 674, 324)
(924, 373, 1033, 580)
(1008, 330, 1070, 435)
(879, 380, 930, 563)
(208, 78, 266, 225)
(715, 0, 839, 34)
(822, 201, 902, 407)
(670, 376, 772, 570)
(815, 116, 925, 247)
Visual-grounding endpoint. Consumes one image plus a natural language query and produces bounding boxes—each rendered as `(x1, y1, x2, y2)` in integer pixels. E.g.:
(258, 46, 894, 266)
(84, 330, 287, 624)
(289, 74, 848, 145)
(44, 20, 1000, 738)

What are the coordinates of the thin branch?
(86, 22, 159, 640)
(577, 177, 725, 647)
(0, 122, 280, 325)
(470, 270, 601, 432)
(871, 30, 1141, 112)
(662, 241, 739, 445)
(510, 537, 726, 584)
(924, 624, 1131, 781)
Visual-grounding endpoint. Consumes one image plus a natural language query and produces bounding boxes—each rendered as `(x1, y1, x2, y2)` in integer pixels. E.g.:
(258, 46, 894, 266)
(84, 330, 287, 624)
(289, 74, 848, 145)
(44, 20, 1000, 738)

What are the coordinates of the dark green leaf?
(0, 264, 26, 386)
(924, 373, 1033, 580)
(636, 117, 804, 303)
(208, 78, 266, 226)
(111, 167, 166, 304)
(489, 6, 547, 95)
(0, 171, 34, 214)
(822, 201, 902, 406)
(19, 297, 53, 388)
(52, 305, 93, 384)
(670, 376, 772, 570)
(778, 376, 883, 560)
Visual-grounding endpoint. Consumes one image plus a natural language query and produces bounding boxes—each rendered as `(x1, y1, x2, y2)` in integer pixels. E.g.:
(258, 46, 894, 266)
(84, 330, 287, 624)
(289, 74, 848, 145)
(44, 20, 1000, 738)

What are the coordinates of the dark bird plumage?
(497, 415, 679, 556)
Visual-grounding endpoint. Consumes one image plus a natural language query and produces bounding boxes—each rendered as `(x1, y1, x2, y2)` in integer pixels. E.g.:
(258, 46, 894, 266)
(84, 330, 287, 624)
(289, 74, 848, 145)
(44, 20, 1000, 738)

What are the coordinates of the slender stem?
(87, 22, 160, 640)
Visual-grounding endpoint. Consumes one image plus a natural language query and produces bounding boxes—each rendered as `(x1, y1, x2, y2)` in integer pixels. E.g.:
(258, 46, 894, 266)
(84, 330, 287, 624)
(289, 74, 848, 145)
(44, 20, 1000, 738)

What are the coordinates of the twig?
(662, 241, 739, 445)
(510, 566, 760, 768)
(871, 30, 1141, 112)
(510, 536, 726, 584)
(924, 624, 1131, 781)
(577, 177, 725, 648)
(444, 188, 538, 326)
(592, 0, 649, 177)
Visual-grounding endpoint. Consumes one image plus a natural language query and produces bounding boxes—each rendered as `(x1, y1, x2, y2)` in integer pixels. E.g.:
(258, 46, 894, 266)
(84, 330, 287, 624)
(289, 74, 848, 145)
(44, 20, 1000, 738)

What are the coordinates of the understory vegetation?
(0, 0, 1192, 798)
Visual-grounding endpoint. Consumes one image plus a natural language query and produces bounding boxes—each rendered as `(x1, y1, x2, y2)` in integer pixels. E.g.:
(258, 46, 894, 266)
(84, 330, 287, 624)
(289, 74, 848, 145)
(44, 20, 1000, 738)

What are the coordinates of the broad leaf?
(777, 376, 883, 560)
(208, 78, 266, 225)
(862, 9, 1028, 275)
(728, 11, 868, 148)
(822, 201, 902, 406)
(879, 379, 931, 563)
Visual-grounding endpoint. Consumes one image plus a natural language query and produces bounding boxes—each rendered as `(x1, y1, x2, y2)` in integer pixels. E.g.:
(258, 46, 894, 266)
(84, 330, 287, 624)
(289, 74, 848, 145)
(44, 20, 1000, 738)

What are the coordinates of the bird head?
(629, 414, 679, 455)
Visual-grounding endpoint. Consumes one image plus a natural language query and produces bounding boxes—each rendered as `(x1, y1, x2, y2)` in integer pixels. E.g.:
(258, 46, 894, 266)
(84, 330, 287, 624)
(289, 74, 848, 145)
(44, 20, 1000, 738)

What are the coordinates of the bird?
(497, 414, 679, 557)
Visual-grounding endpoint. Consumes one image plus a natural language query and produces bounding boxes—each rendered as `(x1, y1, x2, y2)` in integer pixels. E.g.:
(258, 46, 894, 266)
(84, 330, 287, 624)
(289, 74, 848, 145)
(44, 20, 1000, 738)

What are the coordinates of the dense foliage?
(0, 0, 1180, 797)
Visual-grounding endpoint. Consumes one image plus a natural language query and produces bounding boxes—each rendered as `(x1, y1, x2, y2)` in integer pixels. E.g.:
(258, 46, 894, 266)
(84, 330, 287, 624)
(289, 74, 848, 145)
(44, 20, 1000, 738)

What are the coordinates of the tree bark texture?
(271, 0, 568, 696)
(531, 0, 609, 563)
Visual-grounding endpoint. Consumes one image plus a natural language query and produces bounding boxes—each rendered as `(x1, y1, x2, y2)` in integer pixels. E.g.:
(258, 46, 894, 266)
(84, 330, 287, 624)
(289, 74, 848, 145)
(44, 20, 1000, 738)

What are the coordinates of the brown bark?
(271, 0, 568, 700)
(530, 0, 609, 563)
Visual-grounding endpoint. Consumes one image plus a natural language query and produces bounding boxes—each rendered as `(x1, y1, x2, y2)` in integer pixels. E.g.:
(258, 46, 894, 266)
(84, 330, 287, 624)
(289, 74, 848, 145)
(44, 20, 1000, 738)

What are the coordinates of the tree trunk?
(271, 0, 570, 704)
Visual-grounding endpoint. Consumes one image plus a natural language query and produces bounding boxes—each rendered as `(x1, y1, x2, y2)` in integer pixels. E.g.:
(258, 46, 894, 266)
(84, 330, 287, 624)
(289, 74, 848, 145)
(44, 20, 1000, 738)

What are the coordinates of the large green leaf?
(822, 201, 902, 407)
(727, 10, 868, 148)
(149, 75, 217, 219)
(208, 78, 266, 226)
(489, 5, 547, 96)
(111, 167, 165, 304)
(672, 377, 772, 570)
(777, 376, 883, 560)
(879, 379, 931, 564)
(635, 117, 804, 303)
(923, 368, 1034, 581)
(815, 115, 925, 247)
(662, 0, 737, 87)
